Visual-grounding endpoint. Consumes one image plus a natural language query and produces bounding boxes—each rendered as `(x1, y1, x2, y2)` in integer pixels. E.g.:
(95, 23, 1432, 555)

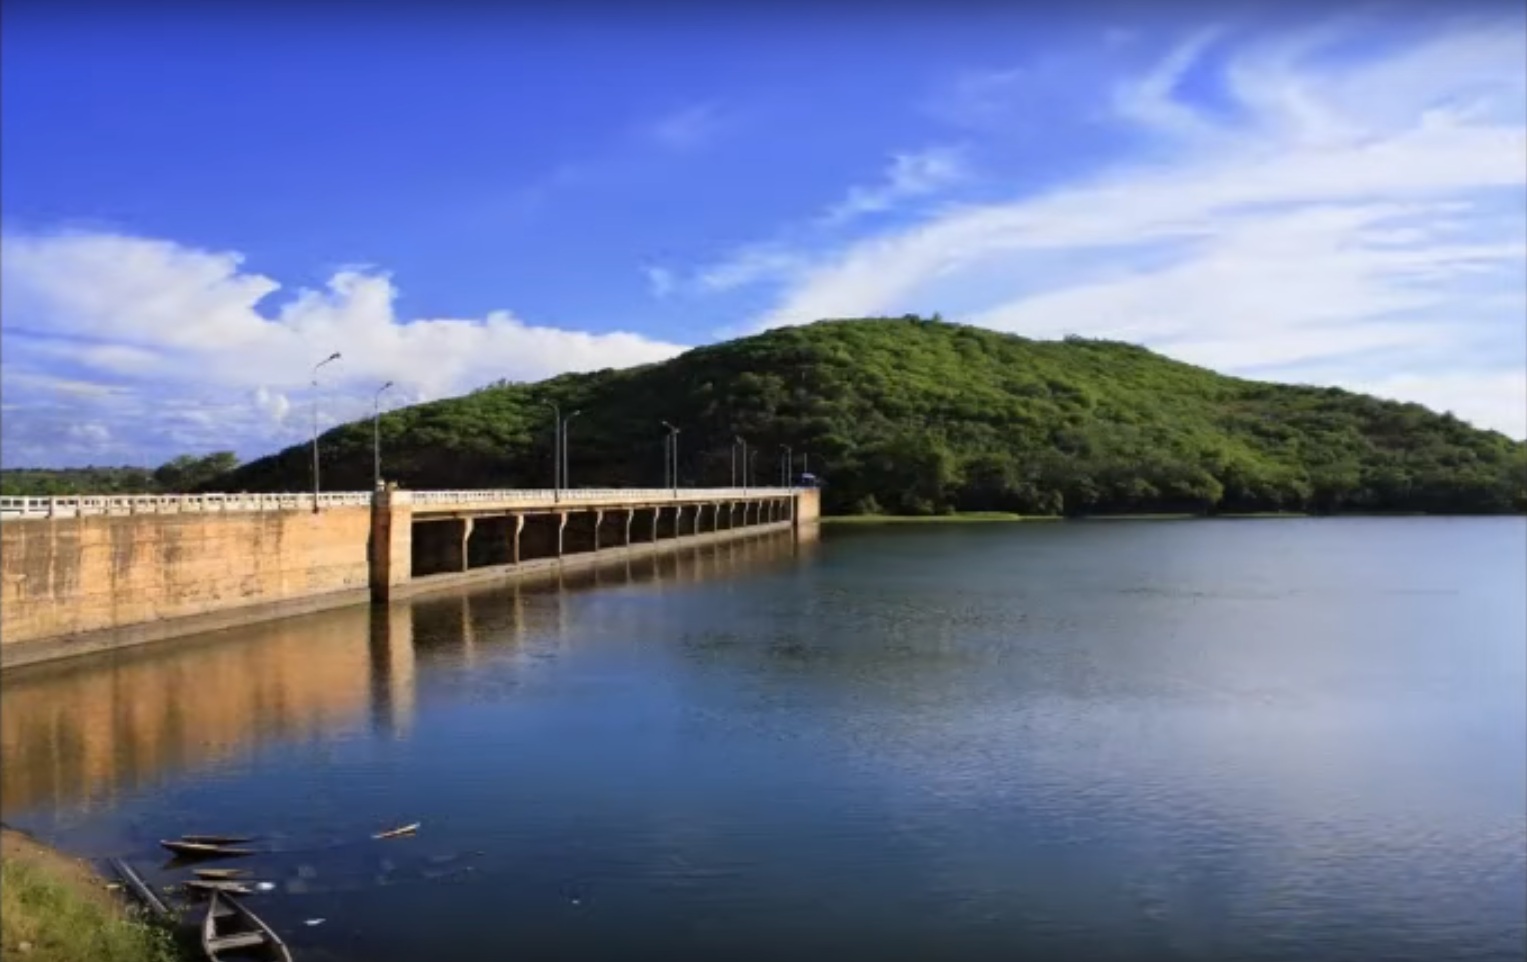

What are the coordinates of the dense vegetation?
(205, 318, 1525, 516)
(0, 452, 238, 497)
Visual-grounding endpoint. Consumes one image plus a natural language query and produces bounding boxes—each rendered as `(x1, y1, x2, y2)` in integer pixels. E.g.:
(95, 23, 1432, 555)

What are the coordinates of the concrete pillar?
(794, 488, 820, 529)
(624, 508, 634, 546)
(593, 509, 605, 551)
(459, 518, 474, 572)
(369, 485, 414, 602)
(651, 506, 661, 542)
(512, 514, 525, 564)
(557, 512, 568, 557)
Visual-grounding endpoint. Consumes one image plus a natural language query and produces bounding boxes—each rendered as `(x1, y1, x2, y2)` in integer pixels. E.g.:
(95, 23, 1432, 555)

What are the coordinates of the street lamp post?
(373, 381, 394, 489)
(780, 444, 792, 487)
(661, 421, 679, 495)
(735, 435, 747, 493)
(542, 402, 562, 498)
(563, 410, 582, 491)
(311, 351, 341, 511)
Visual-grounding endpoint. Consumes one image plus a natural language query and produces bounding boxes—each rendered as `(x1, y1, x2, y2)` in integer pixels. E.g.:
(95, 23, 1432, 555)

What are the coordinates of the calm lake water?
(2, 519, 1524, 962)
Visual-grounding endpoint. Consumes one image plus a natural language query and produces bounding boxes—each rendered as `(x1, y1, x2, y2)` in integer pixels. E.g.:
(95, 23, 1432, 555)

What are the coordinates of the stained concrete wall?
(1, 489, 816, 667)
(795, 487, 821, 525)
(1, 507, 372, 653)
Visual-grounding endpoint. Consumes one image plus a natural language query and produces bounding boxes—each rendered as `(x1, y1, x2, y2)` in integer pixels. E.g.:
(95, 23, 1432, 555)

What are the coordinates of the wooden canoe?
(202, 891, 292, 962)
(372, 822, 420, 840)
(193, 867, 252, 880)
(161, 839, 255, 859)
(186, 878, 257, 896)
(181, 834, 256, 846)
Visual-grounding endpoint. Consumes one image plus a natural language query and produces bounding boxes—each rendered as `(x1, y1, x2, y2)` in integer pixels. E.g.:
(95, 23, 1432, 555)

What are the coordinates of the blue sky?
(2, 0, 1523, 468)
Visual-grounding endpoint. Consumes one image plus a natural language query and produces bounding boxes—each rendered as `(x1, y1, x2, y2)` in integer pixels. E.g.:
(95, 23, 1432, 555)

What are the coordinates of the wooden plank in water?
(109, 858, 172, 920)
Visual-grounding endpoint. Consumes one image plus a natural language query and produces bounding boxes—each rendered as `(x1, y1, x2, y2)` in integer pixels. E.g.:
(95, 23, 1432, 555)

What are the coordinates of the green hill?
(214, 317, 1526, 516)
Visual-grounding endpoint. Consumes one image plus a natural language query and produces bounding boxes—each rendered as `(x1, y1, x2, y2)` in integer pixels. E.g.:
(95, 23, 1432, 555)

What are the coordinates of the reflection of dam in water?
(0, 528, 813, 816)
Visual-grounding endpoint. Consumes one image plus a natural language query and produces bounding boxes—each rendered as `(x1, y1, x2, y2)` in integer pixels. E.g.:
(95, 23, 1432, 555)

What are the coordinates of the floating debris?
(372, 822, 420, 840)
(305, 918, 326, 927)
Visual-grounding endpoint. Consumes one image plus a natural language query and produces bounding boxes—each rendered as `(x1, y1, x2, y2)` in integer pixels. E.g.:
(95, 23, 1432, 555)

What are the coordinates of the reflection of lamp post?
(373, 381, 394, 489)
(735, 435, 747, 492)
(662, 421, 680, 495)
(563, 410, 582, 491)
(311, 352, 341, 511)
(780, 444, 792, 488)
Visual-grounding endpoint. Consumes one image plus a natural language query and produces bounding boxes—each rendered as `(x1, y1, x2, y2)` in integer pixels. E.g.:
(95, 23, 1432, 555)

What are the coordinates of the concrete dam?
(0, 485, 820, 668)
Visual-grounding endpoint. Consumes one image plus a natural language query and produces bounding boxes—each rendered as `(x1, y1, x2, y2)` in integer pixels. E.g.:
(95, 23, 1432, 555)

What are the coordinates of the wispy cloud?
(715, 13, 1527, 436)
(646, 102, 723, 151)
(694, 243, 806, 294)
(0, 231, 688, 466)
(820, 146, 969, 225)
(643, 264, 676, 298)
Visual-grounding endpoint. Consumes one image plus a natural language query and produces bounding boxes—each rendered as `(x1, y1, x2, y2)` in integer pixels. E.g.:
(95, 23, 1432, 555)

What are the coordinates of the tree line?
(207, 318, 1525, 516)
(1, 452, 240, 497)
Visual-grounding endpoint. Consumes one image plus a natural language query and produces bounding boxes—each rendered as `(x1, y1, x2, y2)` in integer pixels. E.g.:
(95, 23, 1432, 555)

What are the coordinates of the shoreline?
(820, 510, 1525, 524)
(1, 826, 186, 961)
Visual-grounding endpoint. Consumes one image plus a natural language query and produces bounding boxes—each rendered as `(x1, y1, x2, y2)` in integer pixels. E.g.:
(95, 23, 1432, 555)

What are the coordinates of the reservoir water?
(2, 519, 1523, 962)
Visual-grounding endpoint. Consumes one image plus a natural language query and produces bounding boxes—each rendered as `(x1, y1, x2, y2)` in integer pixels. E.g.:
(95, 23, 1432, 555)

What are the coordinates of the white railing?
(410, 487, 793, 506)
(0, 492, 374, 519)
(0, 487, 798, 519)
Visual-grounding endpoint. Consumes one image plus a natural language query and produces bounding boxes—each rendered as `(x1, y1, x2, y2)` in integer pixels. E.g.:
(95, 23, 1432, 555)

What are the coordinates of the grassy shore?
(1, 828, 185, 962)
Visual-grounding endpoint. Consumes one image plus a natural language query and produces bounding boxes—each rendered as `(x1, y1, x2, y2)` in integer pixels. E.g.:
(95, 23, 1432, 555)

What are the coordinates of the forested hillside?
(207, 318, 1526, 516)
(0, 453, 239, 497)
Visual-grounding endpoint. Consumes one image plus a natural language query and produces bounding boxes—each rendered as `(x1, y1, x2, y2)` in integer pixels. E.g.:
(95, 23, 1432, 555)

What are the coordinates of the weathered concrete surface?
(795, 487, 821, 526)
(1, 507, 372, 658)
(1, 488, 815, 669)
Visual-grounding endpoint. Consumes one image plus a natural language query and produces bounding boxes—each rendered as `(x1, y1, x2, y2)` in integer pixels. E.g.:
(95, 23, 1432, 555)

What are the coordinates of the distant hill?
(0, 453, 238, 498)
(207, 317, 1526, 516)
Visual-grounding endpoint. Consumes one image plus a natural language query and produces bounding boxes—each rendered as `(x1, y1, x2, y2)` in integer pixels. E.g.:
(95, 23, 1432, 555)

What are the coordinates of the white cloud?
(694, 243, 806, 294)
(0, 231, 687, 466)
(725, 15, 1527, 437)
(820, 145, 969, 225)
